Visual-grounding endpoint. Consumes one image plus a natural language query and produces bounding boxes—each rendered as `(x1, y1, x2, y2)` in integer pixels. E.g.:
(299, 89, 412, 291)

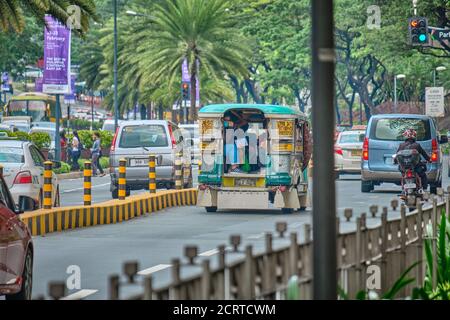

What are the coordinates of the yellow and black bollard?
(174, 152, 183, 190)
(83, 161, 92, 205)
(43, 161, 53, 209)
(148, 155, 156, 193)
(118, 158, 127, 200)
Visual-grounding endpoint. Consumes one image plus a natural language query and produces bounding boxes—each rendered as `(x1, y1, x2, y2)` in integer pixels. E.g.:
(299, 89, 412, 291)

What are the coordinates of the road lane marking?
(289, 222, 304, 228)
(199, 249, 219, 256)
(138, 264, 172, 276)
(60, 289, 98, 300)
(62, 183, 110, 194)
(247, 233, 265, 240)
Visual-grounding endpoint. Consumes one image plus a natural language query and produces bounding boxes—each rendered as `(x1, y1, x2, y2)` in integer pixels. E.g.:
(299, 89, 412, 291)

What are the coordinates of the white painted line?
(62, 183, 110, 194)
(60, 289, 98, 300)
(138, 264, 172, 276)
(290, 222, 303, 228)
(247, 233, 265, 240)
(199, 249, 219, 257)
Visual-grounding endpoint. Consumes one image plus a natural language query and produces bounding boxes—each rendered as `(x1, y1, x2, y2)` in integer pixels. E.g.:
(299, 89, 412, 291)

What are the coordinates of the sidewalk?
(56, 168, 110, 180)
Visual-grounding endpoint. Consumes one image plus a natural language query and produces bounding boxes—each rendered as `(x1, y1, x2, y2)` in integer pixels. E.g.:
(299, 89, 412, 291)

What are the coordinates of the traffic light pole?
(311, 0, 337, 300)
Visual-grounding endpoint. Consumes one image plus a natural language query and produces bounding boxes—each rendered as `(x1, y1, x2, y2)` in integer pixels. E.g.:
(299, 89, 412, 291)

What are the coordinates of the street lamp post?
(113, 0, 119, 131)
(394, 74, 406, 113)
(433, 66, 447, 87)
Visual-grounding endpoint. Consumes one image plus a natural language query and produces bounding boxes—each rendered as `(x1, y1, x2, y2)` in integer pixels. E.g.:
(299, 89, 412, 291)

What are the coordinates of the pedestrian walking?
(91, 132, 105, 176)
(70, 130, 81, 171)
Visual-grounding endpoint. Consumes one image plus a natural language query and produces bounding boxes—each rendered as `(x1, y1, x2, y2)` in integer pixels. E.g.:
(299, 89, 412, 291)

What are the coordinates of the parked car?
(102, 119, 122, 133)
(335, 129, 365, 177)
(109, 120, 189, 198)
(0, 116, 32, 133)
(179, 123, 200, 162)
(0, 139, 60, 207)
(0, 170, 36, 300)
(361, 114, 447, 194)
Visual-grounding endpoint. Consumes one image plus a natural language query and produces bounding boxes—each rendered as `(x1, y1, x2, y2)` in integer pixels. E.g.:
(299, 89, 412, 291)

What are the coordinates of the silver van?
(361, 114, 447, 194)
(109, 120, 188, 198)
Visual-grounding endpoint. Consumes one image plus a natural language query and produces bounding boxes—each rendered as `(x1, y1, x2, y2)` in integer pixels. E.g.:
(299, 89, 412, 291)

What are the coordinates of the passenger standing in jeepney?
(223, 111, 249, 174)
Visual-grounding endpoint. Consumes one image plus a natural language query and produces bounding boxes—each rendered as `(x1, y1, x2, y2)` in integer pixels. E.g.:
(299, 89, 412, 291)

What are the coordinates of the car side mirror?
(18, 195, 38, 213)
(156, 155, 163, 165)
(439, 135, 448, 144)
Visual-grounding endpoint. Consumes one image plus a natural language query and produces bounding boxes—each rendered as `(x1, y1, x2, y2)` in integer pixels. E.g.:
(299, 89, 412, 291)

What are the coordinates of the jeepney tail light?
(362, 137, 369, 161)
(431, 138, 438, 162)
(13, 171, 32, 185)
(168, 124, 177, 148)
(110, 127, 119, 152)
(334, 146, 343, 156)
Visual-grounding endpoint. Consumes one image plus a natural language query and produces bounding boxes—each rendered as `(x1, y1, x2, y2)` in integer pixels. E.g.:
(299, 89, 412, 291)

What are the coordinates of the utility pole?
(113, 0, 119, 130)
(54, 94, 61, 161)
(311, 0, 337, 300)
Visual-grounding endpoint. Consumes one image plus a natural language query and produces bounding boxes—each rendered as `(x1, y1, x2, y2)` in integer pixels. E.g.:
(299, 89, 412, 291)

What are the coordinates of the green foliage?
(69, 130, 113, 149)
(77, 130, 94, 149)
(29, 132, 51, 149)
(0, 0, 98, 35)
(9, 131, 30, 141)
(53, 161, 71, 174)
(78, 157, 109, 170)
(67, 118, 102, 130)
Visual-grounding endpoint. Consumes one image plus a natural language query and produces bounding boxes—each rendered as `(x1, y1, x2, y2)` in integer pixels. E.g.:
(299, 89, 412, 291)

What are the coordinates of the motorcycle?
(394, 149, 424, 209)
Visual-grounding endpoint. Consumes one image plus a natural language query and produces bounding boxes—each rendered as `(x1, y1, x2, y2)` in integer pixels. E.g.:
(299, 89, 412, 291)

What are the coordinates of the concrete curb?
(20, 188, 198, 236)
(56, 169, 110, 180)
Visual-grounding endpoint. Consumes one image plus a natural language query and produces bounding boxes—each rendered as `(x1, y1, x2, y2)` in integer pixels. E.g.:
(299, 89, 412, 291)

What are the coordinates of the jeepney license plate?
(404, 183, 416, 189)
(236, 178, 256, 187)
(129, 158, 147, 167)
(351, 150, 362, 157)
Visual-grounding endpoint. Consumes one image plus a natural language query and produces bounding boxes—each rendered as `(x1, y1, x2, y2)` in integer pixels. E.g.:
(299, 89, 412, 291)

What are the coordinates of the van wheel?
(430, 185, 437, 195)
(39, 190, 43, 209)
(6, 249, 33, 300)
(205, 206, 217, 213)
(361, 181, 373, 193)
(282, 208, 294, 214)
(111, 188, 119, 199)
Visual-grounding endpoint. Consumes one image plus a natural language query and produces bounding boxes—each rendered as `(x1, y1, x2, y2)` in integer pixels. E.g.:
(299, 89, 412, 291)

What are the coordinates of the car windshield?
(371, 118, 431, 141)
(339, 133, 364, 143)
(8, 100, 49, 122)
(103, 123, 116, 132)
(0, 147, 24, 163)
(119, 125, 168, 148)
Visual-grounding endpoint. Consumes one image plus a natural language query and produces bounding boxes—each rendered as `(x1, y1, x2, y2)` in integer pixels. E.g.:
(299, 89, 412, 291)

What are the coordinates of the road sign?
(425, 87, 445, 117)
(430, 27, 450, 41)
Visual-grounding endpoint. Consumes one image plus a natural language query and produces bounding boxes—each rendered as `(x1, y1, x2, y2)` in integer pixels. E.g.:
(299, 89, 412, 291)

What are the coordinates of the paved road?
(25, 160, 450, 299)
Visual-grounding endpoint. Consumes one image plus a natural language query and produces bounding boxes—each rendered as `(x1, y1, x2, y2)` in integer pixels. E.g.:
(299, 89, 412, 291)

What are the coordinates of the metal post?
(175, 153, 183, 190)
(43, 161, 53, 209)
(394, 76, 397, 113)
(184, 97, 187, 124)
(118, 159, 127, 200)
(433, 70, 436, 87)
(148, 154, 156, 193)
(84, 161, 92, 205)
(90, 91, 94, 131)
(113, 0, 119, 131)
(311, 0, 337, 300)
(55, 94, 61, 161)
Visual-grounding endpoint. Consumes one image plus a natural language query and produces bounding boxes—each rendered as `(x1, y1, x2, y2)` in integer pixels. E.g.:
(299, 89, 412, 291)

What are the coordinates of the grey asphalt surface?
(27, 159, 450, 299)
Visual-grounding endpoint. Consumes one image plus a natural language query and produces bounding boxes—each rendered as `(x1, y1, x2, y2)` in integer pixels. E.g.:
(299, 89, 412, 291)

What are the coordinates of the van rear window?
(119, 125, 168, 148)
(370, 118, 431, 141)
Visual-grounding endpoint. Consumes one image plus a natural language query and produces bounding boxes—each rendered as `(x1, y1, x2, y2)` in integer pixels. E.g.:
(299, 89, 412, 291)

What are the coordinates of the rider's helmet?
(402, 129, 417, 140)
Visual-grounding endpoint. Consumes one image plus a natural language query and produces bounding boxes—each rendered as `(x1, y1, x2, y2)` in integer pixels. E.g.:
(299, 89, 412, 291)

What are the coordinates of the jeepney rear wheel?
(205, 206, 217, 213)
(281, 208, 294, 214)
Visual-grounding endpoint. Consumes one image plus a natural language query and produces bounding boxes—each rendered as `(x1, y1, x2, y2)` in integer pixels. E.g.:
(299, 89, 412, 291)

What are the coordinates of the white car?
(0, 139, 60, 207)
(335, 130, 366, 177)
(179, 124, 200, 161)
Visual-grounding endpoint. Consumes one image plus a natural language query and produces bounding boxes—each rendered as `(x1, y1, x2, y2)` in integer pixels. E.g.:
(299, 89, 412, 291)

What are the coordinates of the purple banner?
(181, 59, 200, 103)
(43, 15, 71, 94)
(182, 58, 190, 82)
(1, 72, 9, 92)
(64, 75, 76, 103)
(35, 77, 43, 92)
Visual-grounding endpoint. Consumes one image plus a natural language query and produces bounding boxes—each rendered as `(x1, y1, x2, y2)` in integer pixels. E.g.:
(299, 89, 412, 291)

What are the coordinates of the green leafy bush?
(68, 130, 113, 150)
(29, 132, 51, 149)
(66, 118, 103, 130)
(98, 130, 113, 148)
(78, 157, 110, 170)
(9, 131, 30, 141)
(77, 130, 94, 149)
(53, 161, 71, 174)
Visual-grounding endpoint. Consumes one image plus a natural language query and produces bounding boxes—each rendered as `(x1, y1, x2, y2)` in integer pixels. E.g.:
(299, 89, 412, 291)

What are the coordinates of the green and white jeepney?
(197, 104, 312, 213)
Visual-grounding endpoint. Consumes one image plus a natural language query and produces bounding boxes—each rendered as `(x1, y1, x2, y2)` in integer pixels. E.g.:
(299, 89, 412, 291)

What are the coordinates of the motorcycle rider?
(395, 129, 431, 191)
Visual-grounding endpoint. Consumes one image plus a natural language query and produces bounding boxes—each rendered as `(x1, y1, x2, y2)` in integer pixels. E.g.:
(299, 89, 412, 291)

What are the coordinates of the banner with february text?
(43, 15, 71, 94)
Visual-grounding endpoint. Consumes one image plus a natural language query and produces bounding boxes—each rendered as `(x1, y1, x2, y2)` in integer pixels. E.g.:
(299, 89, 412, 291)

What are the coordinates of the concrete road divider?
(20, 188, 198, 236)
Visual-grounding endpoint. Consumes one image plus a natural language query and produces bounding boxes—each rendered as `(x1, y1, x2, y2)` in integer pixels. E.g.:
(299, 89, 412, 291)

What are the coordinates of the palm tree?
(0, 0, 97, 34)
(140, 0, 250, 121)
